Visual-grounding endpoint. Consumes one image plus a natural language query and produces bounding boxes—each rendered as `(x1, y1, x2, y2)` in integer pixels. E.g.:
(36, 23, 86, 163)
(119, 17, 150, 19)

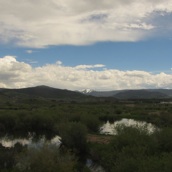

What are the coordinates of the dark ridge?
(81, 88, 172, 99)
(113, 90, 169, 99)
(1, 86, 172, 100)
(0, 85, 88, 100)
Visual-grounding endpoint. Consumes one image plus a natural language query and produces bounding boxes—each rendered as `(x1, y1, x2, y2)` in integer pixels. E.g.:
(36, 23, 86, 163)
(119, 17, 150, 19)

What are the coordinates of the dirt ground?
(87, 134, 112, 144)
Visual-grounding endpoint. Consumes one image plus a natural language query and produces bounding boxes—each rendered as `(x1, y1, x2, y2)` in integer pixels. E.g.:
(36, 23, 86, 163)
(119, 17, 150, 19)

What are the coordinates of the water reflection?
(0, 133, 61, 148)
(86, 159, 105, 172)
(100, 118, 156, 135)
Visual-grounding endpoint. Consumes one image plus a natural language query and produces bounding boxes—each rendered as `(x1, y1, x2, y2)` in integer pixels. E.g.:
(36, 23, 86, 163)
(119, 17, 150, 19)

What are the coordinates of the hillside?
(0, 85, 89, 101)
(81, 89, 172, 99)
(0, 86, 172, 100)
(81, 90, 121, 97)
(113, 90, 169, 99)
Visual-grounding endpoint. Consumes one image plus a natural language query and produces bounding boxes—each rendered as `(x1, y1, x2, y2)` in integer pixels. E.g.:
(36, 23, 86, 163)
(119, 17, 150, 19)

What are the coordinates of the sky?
(0, 0, 172, 91)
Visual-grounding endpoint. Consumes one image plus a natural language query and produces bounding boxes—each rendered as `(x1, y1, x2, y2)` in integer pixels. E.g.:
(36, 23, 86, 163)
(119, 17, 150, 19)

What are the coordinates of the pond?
(86, 159, 105, 172)
(0, 119, 156, 172)
(100, 118, 156, 135)
(0, 133, 61, 148)
(0, 119, 156, 148)
(0, 133, 105, 171)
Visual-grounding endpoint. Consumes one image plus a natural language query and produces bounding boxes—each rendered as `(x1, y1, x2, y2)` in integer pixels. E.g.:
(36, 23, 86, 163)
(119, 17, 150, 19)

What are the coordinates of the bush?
(58, 122, 88, 154)
(89, 126, 171, 172)
(81, 116, 100, 133)
(15, 145, 77, 172)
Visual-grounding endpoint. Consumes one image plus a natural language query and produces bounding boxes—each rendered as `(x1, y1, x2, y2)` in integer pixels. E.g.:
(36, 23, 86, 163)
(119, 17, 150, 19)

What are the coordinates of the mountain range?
(79, 88, 172, 99)
(0, 85, 87, 102)
(0, 85, 172, 100)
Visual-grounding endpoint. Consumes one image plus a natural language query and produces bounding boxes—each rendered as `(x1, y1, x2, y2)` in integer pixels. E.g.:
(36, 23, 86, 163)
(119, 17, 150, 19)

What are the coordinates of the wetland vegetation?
(1, 87, 172, 171)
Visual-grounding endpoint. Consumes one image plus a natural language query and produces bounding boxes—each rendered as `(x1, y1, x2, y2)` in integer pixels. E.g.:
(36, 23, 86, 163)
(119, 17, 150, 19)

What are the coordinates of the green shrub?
(15, 145, 77, 172)
(58, 122, 88, 154)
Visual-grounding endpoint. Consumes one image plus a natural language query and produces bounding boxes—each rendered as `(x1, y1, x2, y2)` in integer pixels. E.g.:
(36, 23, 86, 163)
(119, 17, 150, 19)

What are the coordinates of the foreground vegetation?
(90, 126, 172, 172)
(0, 97, 172, 171)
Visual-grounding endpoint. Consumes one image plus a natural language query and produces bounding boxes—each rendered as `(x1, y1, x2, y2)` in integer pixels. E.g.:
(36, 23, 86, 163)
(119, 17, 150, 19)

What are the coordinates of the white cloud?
(75, 64, 105, 69)
(0, 56, 172, 90)
(0, 0, 172, 47)
(25, 59, 38, 64)
(56, 61, 62, 65)
(26, 50, 33, 54)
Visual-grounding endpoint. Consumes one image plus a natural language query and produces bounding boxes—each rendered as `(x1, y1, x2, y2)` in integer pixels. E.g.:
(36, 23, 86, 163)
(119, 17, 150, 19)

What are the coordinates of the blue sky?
(0, 0, 172, 90)
(1, 39, 172, 72)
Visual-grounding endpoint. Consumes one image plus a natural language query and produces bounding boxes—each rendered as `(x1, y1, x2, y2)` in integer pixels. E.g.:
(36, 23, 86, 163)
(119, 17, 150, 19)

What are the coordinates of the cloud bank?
(0, 0, 172, 47)
(0, 56, 172, 90)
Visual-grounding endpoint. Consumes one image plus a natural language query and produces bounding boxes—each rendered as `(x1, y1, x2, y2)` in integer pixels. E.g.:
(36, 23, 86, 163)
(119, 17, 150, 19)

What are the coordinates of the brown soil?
(87, 134, 112, 144)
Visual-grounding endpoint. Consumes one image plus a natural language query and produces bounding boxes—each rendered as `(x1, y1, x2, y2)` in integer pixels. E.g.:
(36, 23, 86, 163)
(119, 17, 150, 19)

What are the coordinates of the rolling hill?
(80, 88, 172, 99)
(113, 90, 169, 99)
(0, 85, 89, 101)
(0, 86, 172, 100)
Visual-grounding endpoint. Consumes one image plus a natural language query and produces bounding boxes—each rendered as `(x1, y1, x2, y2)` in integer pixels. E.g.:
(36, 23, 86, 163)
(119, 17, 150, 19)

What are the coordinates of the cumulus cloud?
(0, 56, 172, 90)
(0, 0, 172, 47)
(56, 61, 63, 66)
(75, 64, 105, 69)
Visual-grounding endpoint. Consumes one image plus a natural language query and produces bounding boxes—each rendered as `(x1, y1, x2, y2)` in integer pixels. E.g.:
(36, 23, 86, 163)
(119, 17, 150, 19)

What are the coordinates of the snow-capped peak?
(80, 89, 93, 94)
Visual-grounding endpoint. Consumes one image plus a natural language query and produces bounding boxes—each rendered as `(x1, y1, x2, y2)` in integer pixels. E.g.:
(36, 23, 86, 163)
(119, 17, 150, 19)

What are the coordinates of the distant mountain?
(0, 85, 88, 100)
(78, 89, 122, 97)
(148, 89, 172, 97)
(0, 86, 172, 101)
(113, 90, 169, 99)
(80, 88, 172, 99)
(79, 89, 94, 94)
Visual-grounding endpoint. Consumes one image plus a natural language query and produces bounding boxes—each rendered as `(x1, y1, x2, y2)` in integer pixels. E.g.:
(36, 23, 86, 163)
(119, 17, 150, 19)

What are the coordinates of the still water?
(100, 118, 156, 135)
(0, 133, 61, 148)
(0, 119, 156, 172)
(0, 118, 156, 148)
